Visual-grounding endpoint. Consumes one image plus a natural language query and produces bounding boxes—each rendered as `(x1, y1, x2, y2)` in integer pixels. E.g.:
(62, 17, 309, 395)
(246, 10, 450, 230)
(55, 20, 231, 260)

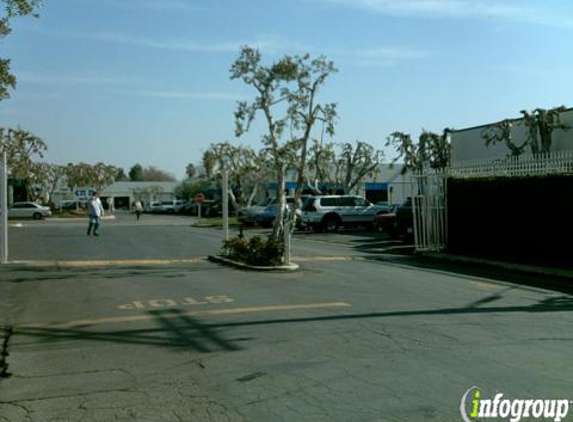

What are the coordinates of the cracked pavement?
(1, 216, 573, 421)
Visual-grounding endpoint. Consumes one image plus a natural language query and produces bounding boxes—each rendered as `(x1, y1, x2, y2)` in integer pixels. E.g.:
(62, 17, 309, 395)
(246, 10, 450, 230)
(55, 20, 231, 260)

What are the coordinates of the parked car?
(161, 200, 185, 213)
(238, 197, 298, 226)
(374, 199, 413, 238)
(237, 198, 274, 226)
(8, 202, 52, 219)
(254, 204, 278, 227)
(374, 210, 398, 237)
(395, 197, 414, 238)
(204, 200, 237, 218)
(178, 201, 198, 215)
(173, 200, 186, 213)
(302, 195, 393, 232)
(148, 202, 163, 213)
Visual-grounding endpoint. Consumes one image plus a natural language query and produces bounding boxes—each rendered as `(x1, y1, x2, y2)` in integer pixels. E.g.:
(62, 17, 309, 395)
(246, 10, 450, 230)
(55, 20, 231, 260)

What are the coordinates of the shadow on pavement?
(14, 309, 246, 353)
(0, 263, 224, 284)
(364, 253, 573, 295)
(12, 296, 573, 353)
(208, 295, 573, 328)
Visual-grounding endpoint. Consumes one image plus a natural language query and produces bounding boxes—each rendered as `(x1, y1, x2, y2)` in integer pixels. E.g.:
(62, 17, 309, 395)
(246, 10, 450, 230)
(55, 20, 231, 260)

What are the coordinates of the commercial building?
(51, 181, 179, 211)
(450, 108, 573, 162)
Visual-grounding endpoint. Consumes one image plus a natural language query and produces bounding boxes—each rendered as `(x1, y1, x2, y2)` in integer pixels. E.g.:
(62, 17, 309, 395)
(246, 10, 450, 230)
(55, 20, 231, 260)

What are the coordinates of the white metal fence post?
(413, 168, 447, 253)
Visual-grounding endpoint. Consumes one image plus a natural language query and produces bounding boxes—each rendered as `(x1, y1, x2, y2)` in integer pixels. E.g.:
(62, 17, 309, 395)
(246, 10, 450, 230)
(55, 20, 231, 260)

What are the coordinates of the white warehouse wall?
(451, 108, 573, 162)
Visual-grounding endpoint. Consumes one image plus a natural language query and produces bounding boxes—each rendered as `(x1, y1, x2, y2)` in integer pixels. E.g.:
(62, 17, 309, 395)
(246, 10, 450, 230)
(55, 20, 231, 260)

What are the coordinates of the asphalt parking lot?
(1, 212, 572, 422)
(5, 211, 413, 262)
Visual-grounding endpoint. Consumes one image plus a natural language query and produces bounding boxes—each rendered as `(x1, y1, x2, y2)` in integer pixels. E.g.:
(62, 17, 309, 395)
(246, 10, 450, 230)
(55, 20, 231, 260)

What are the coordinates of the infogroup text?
(461, 387, 570, 422)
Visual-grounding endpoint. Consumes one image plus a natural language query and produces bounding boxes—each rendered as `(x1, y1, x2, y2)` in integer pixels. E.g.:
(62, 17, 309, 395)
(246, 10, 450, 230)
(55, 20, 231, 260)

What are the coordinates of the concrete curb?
(208, 255, 300, 272)
(419, 252, 573, 280)
(41, 215, 117, 222)
(5, 258, 206, 268)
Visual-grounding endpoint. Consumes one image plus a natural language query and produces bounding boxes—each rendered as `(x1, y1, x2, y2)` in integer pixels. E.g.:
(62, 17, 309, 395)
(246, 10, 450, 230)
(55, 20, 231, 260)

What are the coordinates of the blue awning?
(267, 182, 303, 190)
(364, 182, 388, 190)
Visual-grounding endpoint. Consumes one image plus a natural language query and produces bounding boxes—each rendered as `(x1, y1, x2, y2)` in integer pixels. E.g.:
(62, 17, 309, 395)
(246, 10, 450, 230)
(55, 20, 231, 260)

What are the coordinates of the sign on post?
(195, 193, 205, 219)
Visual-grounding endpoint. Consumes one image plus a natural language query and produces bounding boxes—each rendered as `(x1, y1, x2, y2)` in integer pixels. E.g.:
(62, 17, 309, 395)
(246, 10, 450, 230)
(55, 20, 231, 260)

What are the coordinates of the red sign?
(194, 193, 205, 203)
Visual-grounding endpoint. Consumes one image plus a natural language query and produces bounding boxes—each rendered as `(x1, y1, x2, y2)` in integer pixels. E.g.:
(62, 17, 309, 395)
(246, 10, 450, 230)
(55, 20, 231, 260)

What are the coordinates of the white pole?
(222, 169, 229, 241)
(1, 151, 8, 264)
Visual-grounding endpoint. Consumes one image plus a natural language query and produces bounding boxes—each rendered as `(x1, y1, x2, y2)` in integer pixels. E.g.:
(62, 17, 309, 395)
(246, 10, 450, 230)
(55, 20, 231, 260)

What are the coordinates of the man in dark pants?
(87, 191, 105, 236)
(134, 199, 143, 221)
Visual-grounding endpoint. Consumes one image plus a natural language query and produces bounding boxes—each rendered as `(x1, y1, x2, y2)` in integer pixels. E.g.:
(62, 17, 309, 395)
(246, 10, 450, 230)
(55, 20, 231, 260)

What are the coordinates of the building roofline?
(450, 106, 573, 134)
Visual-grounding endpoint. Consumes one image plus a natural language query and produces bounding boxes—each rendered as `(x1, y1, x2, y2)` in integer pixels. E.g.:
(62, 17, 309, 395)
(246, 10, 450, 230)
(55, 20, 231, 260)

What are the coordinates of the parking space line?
(22, 302, 352, 328)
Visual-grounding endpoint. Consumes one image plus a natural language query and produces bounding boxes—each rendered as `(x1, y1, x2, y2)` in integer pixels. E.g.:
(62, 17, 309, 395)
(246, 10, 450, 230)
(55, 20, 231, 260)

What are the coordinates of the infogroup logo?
(460, 387, 571, 422)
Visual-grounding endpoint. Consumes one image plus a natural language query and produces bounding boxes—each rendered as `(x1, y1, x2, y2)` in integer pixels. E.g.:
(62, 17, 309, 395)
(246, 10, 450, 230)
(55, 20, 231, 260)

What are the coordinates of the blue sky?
(1, 0, 571, 179)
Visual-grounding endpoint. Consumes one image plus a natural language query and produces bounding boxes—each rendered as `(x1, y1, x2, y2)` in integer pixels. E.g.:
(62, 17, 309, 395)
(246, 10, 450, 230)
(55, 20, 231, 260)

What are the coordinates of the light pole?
(222, 169, 229, 241)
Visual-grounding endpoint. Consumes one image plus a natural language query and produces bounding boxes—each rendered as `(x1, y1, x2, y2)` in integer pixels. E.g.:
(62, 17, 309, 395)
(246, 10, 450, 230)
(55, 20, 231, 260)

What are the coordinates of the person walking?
(134, 199, 143, 221)
(87, 191, 105, 236)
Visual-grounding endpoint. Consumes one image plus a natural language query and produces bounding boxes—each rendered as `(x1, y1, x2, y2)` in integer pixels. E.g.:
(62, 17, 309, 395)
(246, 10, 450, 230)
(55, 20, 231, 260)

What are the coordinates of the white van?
(302, 195, 393, 232)
(161, 200, 185, 213)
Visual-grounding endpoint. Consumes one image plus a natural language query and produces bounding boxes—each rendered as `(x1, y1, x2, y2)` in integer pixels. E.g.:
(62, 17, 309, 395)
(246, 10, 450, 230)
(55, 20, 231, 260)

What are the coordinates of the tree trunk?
(227, 190, 239, 215)
(247, 185, 258, 207)
(539, 121, 552, 153)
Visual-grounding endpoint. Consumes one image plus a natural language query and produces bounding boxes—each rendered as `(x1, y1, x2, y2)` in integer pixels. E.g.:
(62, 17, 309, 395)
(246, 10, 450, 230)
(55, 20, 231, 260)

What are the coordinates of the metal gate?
(412, 170, 447, 252)
(411, 151, 573, 253)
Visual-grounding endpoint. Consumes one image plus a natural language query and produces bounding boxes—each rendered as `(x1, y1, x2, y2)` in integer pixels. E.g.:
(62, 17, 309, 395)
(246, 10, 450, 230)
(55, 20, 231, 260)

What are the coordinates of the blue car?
(253, 204, 284, 227)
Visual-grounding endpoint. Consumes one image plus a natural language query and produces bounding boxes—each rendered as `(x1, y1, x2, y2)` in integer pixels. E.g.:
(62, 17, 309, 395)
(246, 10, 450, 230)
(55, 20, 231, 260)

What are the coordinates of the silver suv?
(302, 195, 392, 232)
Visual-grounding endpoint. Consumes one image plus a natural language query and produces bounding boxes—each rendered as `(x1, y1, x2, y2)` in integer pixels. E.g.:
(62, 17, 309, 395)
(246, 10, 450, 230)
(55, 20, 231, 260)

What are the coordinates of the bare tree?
(64, 162, 117, 200)
(520, 106, 569, 154)
(91, 162, 118, 192)
(1, 0, 42, 100)
(304, 139, 337, 194)
(28, 162, 64, 203)
(338, 141, 384, 194)
(0, 127, 47, 200)
(481, 119, 527, 157)
(231, 46, 337, 239)
(387, 129, 451, 172)
(203, 141, 272, 209)
(283, 54, 337, 217)
(131, 185, 164, 205)
(481, 106, 569, 157)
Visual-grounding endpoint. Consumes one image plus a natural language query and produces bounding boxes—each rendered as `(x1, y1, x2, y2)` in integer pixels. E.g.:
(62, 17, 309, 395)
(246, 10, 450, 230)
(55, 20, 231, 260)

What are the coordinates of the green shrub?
(222, 237, 250, 262)
(222, 235, 285, 266)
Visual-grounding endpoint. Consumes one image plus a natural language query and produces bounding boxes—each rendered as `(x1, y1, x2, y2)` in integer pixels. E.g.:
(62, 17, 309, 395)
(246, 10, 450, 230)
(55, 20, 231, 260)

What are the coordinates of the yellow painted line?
(22, 302, 352, 328)
(10, 258, 206, 267)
